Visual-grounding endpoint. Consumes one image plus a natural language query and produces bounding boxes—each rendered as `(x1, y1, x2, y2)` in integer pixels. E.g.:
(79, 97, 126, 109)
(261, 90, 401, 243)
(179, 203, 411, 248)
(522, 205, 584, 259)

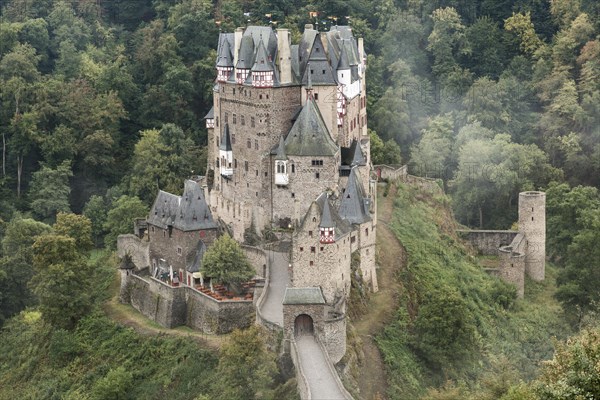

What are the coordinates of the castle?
(118, 24, 377, 366)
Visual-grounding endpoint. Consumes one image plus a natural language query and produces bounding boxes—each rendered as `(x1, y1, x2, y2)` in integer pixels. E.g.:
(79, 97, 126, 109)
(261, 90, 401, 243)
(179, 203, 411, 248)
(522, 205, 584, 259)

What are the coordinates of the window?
(234, 159, 238, 168)
(255, 139, 259, 150)
(241, 115, 245, 126)
(351, 236, 356, 243)
(291, 164, 295, 173)
(365, 228, 369, 236)
(308, 230, 312, 237)
(300, 247, 304, 252)
(320, 247, 324, 251)
(177, 247, 182, 255)
(244, 161, 248, 171)
(259, 94, 263, 99)
(216, 116, 219, 126)
(265, 171, 268, 177)
(311, 160, 323, 166)
(291, 192, 295, 198)
(251, 117, 255, 127)
(233, 88, 235, 95)
(311, 246, 316, 253)
(216, 158, 219, 167)
(233, 114, 237, 124)
(315, 172, 320, 179)
(322, 69, 325, 74)
(231, 134, 235, 144)
(247, 138, 251, 148)
(310, 69, 314, 74)
(314, 93, 319, 101)
(310, 261, 314, 266)
(224, 112, 229, 124)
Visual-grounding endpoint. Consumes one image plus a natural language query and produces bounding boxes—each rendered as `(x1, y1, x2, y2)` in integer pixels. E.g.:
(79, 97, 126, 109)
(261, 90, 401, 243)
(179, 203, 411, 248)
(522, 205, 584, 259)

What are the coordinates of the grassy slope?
(376, 182, 572, 399)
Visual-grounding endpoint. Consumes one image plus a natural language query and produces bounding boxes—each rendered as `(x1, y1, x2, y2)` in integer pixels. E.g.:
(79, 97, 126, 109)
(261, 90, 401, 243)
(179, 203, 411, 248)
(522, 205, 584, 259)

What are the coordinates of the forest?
(1, 0, 600, 399)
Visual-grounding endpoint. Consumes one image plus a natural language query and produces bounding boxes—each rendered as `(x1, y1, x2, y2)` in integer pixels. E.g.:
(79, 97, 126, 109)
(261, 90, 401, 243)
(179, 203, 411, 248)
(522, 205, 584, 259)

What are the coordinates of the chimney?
(277, 28, 292, 85)
(358, 37, 365, 66)
(234, 27, 244, 71)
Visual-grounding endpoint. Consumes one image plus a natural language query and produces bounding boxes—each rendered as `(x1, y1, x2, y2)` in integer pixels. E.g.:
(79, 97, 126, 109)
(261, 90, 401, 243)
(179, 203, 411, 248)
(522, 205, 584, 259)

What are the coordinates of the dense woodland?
(1, 0, 600, 399)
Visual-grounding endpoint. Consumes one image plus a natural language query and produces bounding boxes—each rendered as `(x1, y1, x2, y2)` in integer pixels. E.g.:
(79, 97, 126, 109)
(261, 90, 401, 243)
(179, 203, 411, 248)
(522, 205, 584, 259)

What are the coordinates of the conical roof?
(320, 197, 334, 228)
(338, 167, 371, 224)
(219, 124, 232, 151)
(337, 41, 350, 70)
(216, 37, 233, 68)
(283, 99, 338, 156)
(252, 38, 274, 72)
(236, 35, 255, 69)
(351, 140, 366, 166)
(275, 136, 287, 160)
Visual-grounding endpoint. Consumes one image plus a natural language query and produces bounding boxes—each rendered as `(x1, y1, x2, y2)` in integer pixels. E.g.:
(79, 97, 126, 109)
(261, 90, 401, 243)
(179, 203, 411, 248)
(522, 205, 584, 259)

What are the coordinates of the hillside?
(370, 181, 572, 399)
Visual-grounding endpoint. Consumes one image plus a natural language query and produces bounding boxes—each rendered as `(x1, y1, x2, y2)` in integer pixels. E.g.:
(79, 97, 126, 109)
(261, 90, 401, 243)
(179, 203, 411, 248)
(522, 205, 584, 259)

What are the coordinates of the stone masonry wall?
(241, 245, 268, 277)
(322, 315, 347, 363)
(291, 203, 352, 305)
(121, 273, 253, 333)
(498, 234, 526, 298)
(519, 191, 546, 281)
(117, 234, 150, 270)
(457, 230, 518, 256)
(147, 226, 218, 273)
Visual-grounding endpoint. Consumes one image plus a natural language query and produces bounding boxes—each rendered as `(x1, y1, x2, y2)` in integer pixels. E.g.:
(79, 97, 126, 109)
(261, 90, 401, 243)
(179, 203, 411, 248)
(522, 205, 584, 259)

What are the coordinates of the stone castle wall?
(322, 315, 347, 363)
(117, 234, 150, 270)
(498, 234, 526, 298)
(457, 230, 519, 256)
(121, 272, 253, 333)
(148, 226, 218, 273)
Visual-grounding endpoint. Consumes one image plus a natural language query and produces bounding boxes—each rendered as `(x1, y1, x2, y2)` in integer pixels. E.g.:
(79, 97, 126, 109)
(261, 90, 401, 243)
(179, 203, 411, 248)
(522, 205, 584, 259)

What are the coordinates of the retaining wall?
(121, 272, 254, 333)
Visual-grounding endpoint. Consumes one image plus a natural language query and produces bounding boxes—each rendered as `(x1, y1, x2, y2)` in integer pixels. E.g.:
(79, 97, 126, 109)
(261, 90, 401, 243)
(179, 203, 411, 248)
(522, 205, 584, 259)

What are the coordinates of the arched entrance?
(294, 314, 314, 336)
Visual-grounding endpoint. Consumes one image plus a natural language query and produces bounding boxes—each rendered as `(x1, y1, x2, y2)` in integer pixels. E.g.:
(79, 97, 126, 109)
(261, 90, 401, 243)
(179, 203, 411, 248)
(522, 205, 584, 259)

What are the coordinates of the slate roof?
(251, 38, 274, 72)
(301, 34, 336, 86)
(283, 99, 338, 157)
(337, 41, 350, 70)
(315, 193, 351, 239)
(148, 180, 218, 231)
(338, 168, 371, 225)
(204, 106, 214, 119)
(341, 140, 366, 166)
(319, 196, 334, 228)
(216, 34, 234, 68)
(186, 241, 207, 273)
(283, 287, 326, 305)
(274, 136, 287, 160)
(236, 35, 255, 69)
(219, 124, 232, 151)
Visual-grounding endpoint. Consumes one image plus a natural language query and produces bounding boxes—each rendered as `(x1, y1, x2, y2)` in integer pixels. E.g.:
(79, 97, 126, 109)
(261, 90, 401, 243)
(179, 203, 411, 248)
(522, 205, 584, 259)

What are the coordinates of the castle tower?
(218, 124, 233, 178)
(519, 191, 546, 281)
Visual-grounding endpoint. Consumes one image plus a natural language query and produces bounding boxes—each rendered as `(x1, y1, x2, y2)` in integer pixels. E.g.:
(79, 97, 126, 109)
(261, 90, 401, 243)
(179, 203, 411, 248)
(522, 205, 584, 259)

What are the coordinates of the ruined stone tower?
(519, 191, 546, 281)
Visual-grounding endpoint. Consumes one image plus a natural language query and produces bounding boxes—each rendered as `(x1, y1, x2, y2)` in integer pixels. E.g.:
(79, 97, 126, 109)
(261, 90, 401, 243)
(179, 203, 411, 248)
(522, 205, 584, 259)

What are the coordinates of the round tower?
(519, 191, 546, 281)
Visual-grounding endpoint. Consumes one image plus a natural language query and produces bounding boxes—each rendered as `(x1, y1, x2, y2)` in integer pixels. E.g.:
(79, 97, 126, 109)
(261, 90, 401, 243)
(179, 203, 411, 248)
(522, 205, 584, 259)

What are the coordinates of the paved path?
(260, 251, 289, 326)
(296, 335, 348, 400)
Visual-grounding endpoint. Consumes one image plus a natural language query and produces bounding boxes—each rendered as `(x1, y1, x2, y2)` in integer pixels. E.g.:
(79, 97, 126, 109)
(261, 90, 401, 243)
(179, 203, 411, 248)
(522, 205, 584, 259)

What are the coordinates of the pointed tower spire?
(275, 136, 287, 160)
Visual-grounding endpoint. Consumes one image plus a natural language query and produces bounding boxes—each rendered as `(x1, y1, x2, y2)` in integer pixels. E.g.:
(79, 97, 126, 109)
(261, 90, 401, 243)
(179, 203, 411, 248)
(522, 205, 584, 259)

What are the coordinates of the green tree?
(29, 160, 73, 223)
(90, 366, 134, 400)
(211, 326, 277, 400)
(535, 328, 600, 399)
(54, 212, 93, 252)
(202, 234, 255, 292)
(30, 234, 92, 329)
(0, 216, 51, 325)
(83, 195, 110, 247)
(427, 7, 471, 82)
(103, 195, 148, 249)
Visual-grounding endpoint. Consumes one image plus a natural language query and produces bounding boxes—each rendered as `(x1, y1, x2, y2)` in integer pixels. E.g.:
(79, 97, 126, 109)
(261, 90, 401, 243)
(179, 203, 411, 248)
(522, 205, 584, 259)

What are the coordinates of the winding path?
(260, 250, 289, 326)
(295, 335, 348, 400)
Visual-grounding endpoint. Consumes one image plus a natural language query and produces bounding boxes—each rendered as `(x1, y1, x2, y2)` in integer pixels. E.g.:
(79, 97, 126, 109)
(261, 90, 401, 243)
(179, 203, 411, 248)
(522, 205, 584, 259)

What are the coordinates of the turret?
(219, 124, 233, 178)
(216, 37, 234, 83)
(319, 198, 335, 244)
(519, 191, 546, 281)
(274, 136, 289, 186)
(336, 41, 351, 88)
(236, 35, 254, 84)
(204, 106, 215, 129)
(251, 38, 274, 88)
